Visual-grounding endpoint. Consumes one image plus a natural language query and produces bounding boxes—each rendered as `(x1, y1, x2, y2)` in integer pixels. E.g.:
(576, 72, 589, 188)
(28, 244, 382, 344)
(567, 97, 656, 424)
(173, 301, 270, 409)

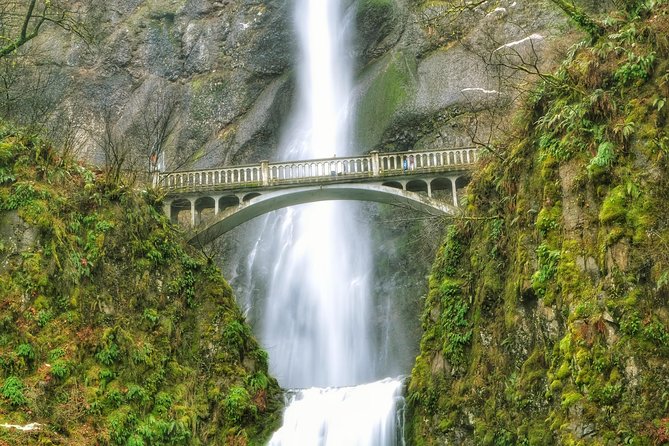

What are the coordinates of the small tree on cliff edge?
(0, 0, 88, 59)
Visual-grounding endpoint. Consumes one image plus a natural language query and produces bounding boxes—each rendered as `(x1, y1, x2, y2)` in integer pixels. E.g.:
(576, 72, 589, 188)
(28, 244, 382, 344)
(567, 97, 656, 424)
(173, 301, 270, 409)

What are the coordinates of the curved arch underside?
(188, 184, 458, 246)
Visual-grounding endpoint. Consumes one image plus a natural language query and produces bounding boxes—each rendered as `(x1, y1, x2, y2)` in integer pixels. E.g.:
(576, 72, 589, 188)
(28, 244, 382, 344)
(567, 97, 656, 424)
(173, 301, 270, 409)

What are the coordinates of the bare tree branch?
(0, 0, 88, 58)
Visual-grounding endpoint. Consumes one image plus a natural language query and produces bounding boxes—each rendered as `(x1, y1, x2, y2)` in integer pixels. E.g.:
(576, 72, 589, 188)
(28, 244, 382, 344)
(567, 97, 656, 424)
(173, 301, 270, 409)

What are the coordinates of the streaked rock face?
(5, 0, 579, 170)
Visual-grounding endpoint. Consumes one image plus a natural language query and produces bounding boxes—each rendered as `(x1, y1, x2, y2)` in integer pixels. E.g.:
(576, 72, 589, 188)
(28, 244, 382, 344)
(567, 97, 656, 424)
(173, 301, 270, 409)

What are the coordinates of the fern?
(588, 141, 616, 169)
(1, 376, 27, 406)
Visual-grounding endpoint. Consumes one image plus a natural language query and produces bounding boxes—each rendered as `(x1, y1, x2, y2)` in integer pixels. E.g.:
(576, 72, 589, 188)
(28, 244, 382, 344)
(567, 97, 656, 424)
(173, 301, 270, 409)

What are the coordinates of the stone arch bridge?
(157, 148, 479, 246)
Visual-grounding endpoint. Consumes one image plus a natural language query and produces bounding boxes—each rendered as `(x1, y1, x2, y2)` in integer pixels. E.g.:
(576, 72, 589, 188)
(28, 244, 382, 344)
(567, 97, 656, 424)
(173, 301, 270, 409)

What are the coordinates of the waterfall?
(268, 379, 405, 446)
(239, 0, 406, 443)
(259, 0, 375, 390)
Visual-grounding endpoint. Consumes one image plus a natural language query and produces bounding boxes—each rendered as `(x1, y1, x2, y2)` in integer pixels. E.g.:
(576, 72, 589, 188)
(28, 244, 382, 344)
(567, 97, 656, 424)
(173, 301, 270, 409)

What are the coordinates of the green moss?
(561, 391, 583, 409)
(0, 124, 282, 444)
(355, 50, 417, 149)
(599, 185, 627, 224)
(535, 205, 561, 235)
(555, 361, 571, 380)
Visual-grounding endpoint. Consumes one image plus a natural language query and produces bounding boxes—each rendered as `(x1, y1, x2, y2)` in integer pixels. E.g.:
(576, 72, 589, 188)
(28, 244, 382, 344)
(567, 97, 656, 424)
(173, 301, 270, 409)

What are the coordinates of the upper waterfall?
(256, 0, 375, 389)
(284, 0, 353, 160)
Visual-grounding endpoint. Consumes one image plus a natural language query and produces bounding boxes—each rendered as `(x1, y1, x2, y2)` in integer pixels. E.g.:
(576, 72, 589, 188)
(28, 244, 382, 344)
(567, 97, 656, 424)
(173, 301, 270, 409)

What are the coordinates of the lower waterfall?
(268, 378, 405, 446)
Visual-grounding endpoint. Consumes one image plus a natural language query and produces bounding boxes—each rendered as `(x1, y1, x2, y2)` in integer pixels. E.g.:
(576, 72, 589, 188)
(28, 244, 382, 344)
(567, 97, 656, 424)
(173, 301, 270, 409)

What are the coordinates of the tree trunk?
(549, 0, 604, 38)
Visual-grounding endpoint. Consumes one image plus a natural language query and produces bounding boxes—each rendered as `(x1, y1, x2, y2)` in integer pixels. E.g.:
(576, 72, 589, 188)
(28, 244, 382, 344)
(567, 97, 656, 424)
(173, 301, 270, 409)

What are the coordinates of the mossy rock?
(355, 50, 417, 150)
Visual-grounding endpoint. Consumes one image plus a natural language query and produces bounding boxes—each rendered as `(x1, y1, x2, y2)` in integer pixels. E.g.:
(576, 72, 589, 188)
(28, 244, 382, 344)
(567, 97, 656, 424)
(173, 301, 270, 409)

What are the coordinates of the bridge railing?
(158, 147, 478, 192)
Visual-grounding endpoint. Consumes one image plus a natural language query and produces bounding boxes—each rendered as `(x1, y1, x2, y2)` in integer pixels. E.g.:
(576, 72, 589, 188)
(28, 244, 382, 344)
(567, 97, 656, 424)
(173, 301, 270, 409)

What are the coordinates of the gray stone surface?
(0, 212, 38, 273)
(352, 0, 572, 152)
(4, 0, 296, 170)
(4, 0, 577, 168)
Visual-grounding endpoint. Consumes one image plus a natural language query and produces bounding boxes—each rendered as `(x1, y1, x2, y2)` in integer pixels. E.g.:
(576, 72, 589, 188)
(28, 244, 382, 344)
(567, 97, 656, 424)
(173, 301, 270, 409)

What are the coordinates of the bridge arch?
(381, 180, 403, 190)
(186, 184, 459, 246)
(195, 197, 215, 225)
(219, 195, 240, 212)
(195, 196, 214, 210)
(406, 179, 428, 194)
(170, 198, 192, 225)
(243, 192, 261, 202)
(430, 177, 454, 203)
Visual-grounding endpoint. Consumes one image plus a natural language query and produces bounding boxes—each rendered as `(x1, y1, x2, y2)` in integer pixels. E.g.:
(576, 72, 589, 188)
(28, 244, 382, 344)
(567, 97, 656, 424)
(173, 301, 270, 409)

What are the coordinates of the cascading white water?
(260, 0, 374, 390)
(245, 0, 405, 443)
(269, 379, 405, 446)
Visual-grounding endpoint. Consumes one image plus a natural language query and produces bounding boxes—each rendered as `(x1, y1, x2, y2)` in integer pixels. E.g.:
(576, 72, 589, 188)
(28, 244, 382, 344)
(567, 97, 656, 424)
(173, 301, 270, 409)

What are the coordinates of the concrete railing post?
(261, 160, 270, 186)
(371, 151, 380, 177)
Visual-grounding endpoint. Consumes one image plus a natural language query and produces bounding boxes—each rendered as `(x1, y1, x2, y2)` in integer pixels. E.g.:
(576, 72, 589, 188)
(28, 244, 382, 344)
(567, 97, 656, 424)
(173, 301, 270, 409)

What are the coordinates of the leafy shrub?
(37, 309, 53, 327)
(143, 308, 159, 325)
(50, 359, 70, 380)
(587, 141, 616, 173)
(96, 342, 120, 366)
(614, 52, 656, 85)
(438, 279, 472, 365)
(0, 167, 15, 184)
(223, 386, 256, 424)
(16, 343, 34, 361)
(1, 182, 39, 210)
(246, 372, 269, 392)
(126, 384, 150, 405)
(1, 376, 27, 406)
(224, 320, 250, 351)
(153, 392, 173, 415)
(248, 348, 269, 371)
(642, 320, 669, 346)
(531, 243, 561, 296)
(49, 347, 66, 361)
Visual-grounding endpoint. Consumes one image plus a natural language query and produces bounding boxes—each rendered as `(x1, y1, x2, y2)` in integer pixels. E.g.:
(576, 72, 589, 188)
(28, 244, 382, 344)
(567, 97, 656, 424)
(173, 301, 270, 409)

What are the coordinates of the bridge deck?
(157, 147, 478, 195)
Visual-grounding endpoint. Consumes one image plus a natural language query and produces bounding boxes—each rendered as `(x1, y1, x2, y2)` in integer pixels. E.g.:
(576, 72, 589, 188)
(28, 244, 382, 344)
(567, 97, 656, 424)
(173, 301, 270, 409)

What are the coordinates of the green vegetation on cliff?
(0, 125, 282, 445)
(408, 2, 669, 445)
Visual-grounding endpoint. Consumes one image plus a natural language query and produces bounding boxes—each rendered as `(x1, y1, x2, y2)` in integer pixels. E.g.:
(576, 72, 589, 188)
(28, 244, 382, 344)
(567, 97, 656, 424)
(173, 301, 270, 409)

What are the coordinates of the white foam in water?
(269, 378, 405, 446)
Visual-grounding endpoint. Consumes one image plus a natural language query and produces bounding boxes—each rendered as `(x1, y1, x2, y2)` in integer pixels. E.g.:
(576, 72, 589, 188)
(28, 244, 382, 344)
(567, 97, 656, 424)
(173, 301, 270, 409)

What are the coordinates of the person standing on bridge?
(403, 156, 408, 173)
(409, 154, 415, 170)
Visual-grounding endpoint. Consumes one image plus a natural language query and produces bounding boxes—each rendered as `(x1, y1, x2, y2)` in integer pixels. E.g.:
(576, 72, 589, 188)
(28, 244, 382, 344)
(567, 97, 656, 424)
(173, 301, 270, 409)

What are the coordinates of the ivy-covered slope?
(407, 3, 669, 445)
(0, 126, 282, 445)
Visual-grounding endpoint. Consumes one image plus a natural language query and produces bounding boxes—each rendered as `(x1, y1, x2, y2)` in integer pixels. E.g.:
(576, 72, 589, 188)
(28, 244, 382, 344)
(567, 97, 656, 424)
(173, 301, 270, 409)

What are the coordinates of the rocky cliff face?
(406, 3, 669, 444)
(4, 0, 578, 169)
(4, 0, 296, 168)
(352, 0, 572, 153)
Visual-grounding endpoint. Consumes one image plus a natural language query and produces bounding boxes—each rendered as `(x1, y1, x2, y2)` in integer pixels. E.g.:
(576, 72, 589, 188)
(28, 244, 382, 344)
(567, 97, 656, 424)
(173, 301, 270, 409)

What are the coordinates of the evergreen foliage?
(0, 125, 282, 445)
(407, 2, 669, 444)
